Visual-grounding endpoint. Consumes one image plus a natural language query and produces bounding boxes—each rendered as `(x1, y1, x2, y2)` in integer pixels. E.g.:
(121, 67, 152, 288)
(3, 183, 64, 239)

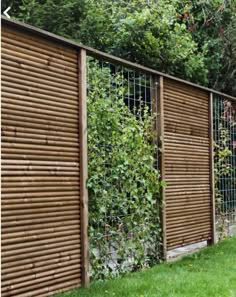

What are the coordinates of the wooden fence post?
(78, 48, 89, 286)
(153, 75, 167, 260)
(208, 92, 216, 245)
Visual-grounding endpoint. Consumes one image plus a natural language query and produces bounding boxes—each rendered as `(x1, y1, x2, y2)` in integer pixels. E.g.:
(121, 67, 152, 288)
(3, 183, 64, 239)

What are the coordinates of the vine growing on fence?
(214, 98, 235, 240)
(214, 125, 232, 240)
(87, 60, 163, 280)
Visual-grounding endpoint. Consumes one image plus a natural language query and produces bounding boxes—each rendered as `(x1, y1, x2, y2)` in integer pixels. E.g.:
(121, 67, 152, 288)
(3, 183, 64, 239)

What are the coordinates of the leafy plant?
(87, 60, 162, 280)
(214, 97, 236, 240)
(6, 0, 236, 96)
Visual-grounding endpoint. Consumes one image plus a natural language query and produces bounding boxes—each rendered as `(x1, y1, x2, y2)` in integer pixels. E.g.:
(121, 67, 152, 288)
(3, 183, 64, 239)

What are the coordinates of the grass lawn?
(56, 237, 236, 297)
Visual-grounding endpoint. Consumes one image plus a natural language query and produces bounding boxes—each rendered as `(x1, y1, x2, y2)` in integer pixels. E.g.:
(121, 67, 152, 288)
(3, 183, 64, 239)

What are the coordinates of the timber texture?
(1, 24, 84, 296)
(163, 79, 212, 249)
(1, 17, 236, 297)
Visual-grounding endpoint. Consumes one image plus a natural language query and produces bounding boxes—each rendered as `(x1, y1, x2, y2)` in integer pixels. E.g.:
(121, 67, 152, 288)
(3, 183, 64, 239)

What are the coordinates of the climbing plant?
(86, 60, 163, 280)
(214, 97, 236, 239)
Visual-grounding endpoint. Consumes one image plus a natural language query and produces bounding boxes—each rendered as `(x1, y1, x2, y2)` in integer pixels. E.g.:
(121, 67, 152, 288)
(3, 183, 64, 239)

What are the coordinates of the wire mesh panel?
(213, 95, 236, 237)
(86, 57, 161, 279)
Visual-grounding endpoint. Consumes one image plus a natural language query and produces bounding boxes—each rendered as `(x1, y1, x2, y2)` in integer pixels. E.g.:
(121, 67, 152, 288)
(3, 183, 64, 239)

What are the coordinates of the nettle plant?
(86, 60, 163, 280)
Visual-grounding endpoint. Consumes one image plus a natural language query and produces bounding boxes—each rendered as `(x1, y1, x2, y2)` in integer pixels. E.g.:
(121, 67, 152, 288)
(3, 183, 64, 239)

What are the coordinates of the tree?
(4, 0, 236, 96)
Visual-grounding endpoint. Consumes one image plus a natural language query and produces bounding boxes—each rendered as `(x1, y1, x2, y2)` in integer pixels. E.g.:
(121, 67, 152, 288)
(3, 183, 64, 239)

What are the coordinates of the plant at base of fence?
(214, 124, 232, 240)
(87, 60, 162, 280)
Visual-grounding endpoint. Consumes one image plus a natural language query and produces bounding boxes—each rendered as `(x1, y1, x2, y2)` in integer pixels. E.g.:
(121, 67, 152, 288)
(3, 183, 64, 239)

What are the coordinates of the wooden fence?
(1, 19, 88, 297)
(1, 17, 236, 297)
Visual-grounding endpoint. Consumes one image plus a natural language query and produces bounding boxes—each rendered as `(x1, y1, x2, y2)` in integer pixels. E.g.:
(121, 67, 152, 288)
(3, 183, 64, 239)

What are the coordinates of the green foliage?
(17, 0, 85, 40)
(87, 60, 162, 280)
(214, 125, 232, 208)
(214, 97, 235, 240)
(6, 0, 236, 96)
(79, 0, 208, 85)
(217, 15, 236, 95)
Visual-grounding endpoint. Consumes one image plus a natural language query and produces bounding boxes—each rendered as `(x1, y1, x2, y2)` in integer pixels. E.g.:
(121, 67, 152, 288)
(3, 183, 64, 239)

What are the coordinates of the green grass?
(56, 237, 236, 297)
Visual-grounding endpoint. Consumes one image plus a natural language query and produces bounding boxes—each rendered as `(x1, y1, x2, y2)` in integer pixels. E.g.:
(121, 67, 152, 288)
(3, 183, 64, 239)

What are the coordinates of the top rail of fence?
(2, 16, 236, 102)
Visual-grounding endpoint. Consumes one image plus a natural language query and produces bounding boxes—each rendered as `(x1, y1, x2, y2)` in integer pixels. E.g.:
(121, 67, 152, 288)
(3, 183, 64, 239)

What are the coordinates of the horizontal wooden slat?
(2, 245, 81, 265)
(2, 199, 79, 210)
(2, 202, 80, 214)
(1, 267, 81, 295)
(2, 273, 81, 297)
(2, 127, 78, 144)
(167, 213, 210, 225)
(2, 93, 77, 117)
(1, 159, 79, 166)
(2, 98, 78, 120)
(2, 248, 80, 270)
(2, 228, 80, 246)
(1, 85, 78, 109)
(165, 132, 209, 143)
(166, 209, 211, 219)
(2, 170, 79, 176)
(165, 147, 209, 155)
(167, 234, 210, 250)
(2, 58, 77, 87)
(166, 199, 210, 207)
(2, 28, 76, 60)
(2, 40, 76, 67)
(1, 46, 77, 73)
(163, 92, 208, 108)
(2, 113, 78, 132)
(167, 229, 211, 242)
(2, 254, 81, 281)
(164, 127, 208, 137)
(2, 69, 77, 95)
(14, 279, 81, 297)
(2, 138, 79, 150)
(164, 108, 209, 124)
(2, 219, 80, 234)
(164, 79, 209, 99)
(166, 224, 211, 236)
(164, 92, 208, 109)
(1, 53, 77, 82)
(2, 210, 80, 223)
(2, 234, 80, 253)
(2, 74, 78, 99)
(2, 189, 79, 199)
(2, 24, 82, 297)
(165, 155, 210, 161)
(166, 194, 210, 202)
(2, 80, 77, 102)
(2, 214, 80, 227)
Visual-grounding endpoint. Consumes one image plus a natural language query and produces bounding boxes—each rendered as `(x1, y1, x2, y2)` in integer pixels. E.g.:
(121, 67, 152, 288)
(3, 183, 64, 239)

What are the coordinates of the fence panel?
(213, 95, 236, 237)
(163, 78, 212, 250)
(86, 57, 162, 279)
(1, 24, 83, 296)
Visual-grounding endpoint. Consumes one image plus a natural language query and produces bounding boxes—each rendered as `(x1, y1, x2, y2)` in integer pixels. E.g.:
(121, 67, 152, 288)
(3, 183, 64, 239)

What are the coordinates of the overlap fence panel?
(1, 24, 84, 296)
(163, 78, 212, 250)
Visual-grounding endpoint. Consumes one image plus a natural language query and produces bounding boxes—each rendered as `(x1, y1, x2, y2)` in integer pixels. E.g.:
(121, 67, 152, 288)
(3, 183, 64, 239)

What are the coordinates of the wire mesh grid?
(213, 95, 236, 233)
(86, 57, 161, 279)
